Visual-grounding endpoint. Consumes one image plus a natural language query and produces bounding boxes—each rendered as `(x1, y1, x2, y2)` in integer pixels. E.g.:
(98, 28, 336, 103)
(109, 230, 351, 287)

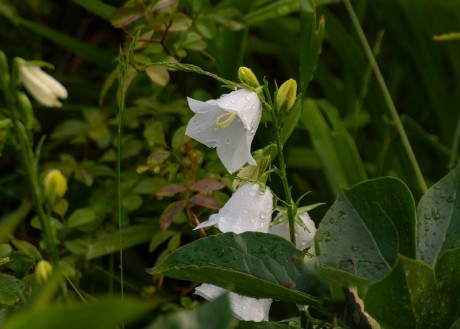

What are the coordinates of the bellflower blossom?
(194, 182, 273, 233)
(18, 60, 68, 108)
(185, 89, 262, 173)
(195, 284, 272, 322)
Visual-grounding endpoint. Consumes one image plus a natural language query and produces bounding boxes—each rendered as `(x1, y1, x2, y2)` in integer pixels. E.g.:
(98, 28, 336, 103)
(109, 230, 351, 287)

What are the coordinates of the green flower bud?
(35, 260, 52, 284)
(238, 66, 260, 88)
(43, 169, 67, 203)
(276, 79, 297, 112)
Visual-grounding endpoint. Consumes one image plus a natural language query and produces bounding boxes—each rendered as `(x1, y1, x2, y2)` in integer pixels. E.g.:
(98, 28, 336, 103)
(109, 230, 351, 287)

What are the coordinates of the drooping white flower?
(195, 283, 272, 322)
(185, 89, 262, 173)
(269, 211, 316, 250)
(194, 183, 273, 233)
(18, 60, 68, 107)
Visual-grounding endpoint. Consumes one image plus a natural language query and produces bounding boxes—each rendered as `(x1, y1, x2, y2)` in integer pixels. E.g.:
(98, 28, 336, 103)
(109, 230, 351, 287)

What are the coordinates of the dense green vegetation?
(0, 0, 459, 328)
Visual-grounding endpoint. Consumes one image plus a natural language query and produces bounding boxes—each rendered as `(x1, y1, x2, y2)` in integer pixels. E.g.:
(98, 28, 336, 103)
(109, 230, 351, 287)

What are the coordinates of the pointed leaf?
(191, 178, 225, 191)
(316, 178, 405, 281)
(189, 194, 220, 210)
(149, 232, 323, 307)
(416, 163, 460, 266)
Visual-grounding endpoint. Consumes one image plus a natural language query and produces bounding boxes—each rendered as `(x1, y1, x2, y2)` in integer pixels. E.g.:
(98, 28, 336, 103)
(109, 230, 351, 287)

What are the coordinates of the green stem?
(343, 0, 428, 193)
(270, 109, 297, 245)
(6, 79, 59, 265)
(116, 50, 126, 319)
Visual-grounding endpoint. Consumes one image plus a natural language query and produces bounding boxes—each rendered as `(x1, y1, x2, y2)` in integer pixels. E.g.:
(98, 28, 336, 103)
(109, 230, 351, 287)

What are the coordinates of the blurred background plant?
(0, 0, 459, 327)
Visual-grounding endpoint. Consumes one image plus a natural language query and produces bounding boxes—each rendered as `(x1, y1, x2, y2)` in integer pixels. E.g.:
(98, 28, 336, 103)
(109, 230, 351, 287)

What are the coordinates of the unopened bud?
(276, 79, 297, 112)
(43, 169, 67, 203)
(35, 260, 52, 284)
(238, 67, 260, 88)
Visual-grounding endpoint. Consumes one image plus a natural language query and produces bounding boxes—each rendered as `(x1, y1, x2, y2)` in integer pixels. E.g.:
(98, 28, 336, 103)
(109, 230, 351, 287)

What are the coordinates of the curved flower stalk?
(194, 182, 273, 233)
(195, 284, 272, 322)
(18, 59, 68, 107)
(269, 211, 316, 250)
(185, 89, 262, 173)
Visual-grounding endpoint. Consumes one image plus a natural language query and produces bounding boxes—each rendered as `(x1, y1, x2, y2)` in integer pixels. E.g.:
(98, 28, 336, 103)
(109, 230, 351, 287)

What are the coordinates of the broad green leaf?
(316, 178, 404, 281)
(150, 232, 323, 306)
(365, 254, 459, 329)
(3, 298, 146, 329)
(147, 294, 237, 329)
(65, 224, 157, 259)
(0, 274, 24, 307)
(434, 248, 460, 310)
(417, 163, 460, 266)
(67, 208, 97, 229)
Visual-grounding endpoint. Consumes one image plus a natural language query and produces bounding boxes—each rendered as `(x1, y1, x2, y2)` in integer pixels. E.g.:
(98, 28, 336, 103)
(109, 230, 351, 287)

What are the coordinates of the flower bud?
(35, 260, 52, 284)
(238, 67, 260, 88)
(276, 79, 297, 112)
(43, 169, 67, 203)
(17, 58, 68, 108)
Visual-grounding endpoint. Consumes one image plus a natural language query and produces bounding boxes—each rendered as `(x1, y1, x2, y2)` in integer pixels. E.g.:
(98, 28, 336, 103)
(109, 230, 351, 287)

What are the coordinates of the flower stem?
(343, 0, 427, 193)
(6, 77, 59, 265)
(269, 107, 297, 245)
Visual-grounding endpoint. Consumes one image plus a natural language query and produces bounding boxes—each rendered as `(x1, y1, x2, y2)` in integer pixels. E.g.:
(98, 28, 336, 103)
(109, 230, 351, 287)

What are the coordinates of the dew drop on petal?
(225, 137, 231, 144)
(249, 190, 257, 197)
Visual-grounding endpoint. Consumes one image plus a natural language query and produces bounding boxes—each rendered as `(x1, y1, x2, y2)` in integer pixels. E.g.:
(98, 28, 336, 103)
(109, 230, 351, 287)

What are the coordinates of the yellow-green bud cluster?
(35, 260, 52, 284)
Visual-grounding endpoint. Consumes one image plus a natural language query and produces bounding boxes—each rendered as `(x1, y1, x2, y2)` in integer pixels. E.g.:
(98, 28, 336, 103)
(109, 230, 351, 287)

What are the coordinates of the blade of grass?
(343, 0, 427, 193)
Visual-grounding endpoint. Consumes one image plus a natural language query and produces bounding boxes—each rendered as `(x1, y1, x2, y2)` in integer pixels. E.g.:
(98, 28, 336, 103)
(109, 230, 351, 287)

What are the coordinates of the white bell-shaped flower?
(185, 89, 262, 173)
(195, 283, 272, 322)
(269, 211, 316, 250)
(18, 60, 68, 108)
(194, 183, 273, 233)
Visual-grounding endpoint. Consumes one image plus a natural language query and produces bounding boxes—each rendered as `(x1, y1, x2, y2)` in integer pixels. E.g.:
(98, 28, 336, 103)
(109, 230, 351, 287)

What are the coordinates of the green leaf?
(150, 232, 323, 306)
(148, 294, 237, 329)
(67, 208, 97, 229)
(416, 163, 460, 266)
(72, 0, 115, 20)
(3, 298, 147, 329)
(365, 254, 459, 329)
(66, 224, 157, 259)
(0, 274, 24, 307)
(301, 99, 367, 194)
(316, 178, 408, 281)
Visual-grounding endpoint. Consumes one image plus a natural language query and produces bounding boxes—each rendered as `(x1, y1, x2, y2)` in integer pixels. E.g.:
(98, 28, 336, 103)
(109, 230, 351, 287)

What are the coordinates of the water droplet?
(424, 213, 432, 220)
(225, 137, 231, 144)
(259, 214, 266, 219)
(432, 208, 441, 220)
(217, 249, 225, 258)
(231, 99, 235, 104)
(245, 96, 250, 101)
(351, 246, 359, 251)
(249, 190, 257, 197)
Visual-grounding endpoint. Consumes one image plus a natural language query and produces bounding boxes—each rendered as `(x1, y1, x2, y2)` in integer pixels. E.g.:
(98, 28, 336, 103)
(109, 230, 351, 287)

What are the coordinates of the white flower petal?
(19, 63, 67, 108)
(195, 183, 273, 233)
(195, 284, 272, 322)
(270, 211, 316, 250)
(216, 89, 261, 132)
(185, 89, 262, 173)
